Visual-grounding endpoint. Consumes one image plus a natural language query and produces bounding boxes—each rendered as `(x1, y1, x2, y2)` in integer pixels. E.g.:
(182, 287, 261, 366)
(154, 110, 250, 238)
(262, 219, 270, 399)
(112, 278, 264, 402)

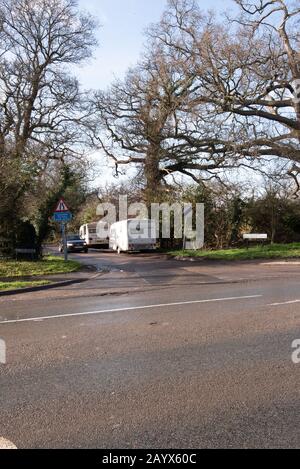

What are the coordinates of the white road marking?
(269, 299, 300, 306)
(262, 262, 300, 266)
(0, 295, 262, 325)
(0, 438, 17, 449)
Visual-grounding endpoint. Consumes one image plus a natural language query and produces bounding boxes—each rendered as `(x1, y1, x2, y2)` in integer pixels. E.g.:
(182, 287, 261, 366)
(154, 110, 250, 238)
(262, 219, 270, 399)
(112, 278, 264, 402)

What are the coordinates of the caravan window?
(130, 224, 142, 234)
(129, 221, 146, 236)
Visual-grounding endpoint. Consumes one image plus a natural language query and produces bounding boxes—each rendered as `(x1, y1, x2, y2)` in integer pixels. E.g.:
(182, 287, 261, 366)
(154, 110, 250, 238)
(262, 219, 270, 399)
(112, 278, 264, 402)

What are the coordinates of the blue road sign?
(52, 211, 72, 223)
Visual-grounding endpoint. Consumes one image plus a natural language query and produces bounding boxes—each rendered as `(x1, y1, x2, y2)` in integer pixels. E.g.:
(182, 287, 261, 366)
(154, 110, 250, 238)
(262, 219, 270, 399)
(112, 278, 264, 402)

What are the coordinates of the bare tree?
(149, 0, 300, 182)
(91, 38, 243, 201)
(92, 0, 300, 198)
(0, 0, 97, 256)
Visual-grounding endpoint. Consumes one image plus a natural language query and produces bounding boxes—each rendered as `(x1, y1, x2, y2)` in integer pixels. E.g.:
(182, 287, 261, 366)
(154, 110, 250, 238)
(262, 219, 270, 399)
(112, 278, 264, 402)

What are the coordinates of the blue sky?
(77, 0, 237, 90)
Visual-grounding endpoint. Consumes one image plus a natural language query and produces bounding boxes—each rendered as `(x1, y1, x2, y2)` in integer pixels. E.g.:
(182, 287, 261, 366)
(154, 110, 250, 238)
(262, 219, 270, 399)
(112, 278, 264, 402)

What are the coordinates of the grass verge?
(0, 280, 51, 291)
(168, 243, 300, 261)
(0, 255, 81, 279)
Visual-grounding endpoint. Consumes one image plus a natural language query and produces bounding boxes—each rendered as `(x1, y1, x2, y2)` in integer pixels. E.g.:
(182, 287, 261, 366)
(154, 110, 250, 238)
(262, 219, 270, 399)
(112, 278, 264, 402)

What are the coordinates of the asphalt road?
(0, 250, 300, 448)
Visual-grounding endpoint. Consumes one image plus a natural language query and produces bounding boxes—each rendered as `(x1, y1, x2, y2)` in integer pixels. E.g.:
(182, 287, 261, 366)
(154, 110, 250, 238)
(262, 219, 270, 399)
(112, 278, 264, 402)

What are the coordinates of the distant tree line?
(183, 184, 300, 249)
(75, 180, 300, 250)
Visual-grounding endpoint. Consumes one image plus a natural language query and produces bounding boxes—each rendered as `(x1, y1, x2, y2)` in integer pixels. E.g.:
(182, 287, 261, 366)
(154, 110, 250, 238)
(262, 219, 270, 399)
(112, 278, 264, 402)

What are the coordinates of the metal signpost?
(52, 198, 72, 262)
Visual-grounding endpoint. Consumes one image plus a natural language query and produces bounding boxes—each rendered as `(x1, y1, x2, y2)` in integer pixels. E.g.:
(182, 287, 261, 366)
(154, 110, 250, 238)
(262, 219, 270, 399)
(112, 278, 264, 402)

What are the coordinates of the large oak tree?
(93, 0, 300, 198)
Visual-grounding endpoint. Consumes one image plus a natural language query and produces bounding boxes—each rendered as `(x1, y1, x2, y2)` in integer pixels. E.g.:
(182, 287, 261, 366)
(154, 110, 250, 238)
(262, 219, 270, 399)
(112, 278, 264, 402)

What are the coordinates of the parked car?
(59, 234, 88, 253)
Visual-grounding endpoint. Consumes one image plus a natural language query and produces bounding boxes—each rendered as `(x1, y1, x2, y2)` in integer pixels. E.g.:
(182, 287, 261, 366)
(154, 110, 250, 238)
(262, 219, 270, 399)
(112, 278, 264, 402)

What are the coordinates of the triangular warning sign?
(54, 198, 70, 213)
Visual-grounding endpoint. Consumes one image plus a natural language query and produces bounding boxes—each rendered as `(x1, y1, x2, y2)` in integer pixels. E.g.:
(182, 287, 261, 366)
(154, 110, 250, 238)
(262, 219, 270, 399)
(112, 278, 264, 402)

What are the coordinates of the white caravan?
(109, 219, 157, 253)
(79, 222, 109, 248)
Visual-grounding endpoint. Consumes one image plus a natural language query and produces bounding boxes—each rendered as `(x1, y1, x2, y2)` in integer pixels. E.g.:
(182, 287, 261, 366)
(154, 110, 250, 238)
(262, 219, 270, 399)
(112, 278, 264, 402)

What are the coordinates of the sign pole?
(62, 223, 68, 262)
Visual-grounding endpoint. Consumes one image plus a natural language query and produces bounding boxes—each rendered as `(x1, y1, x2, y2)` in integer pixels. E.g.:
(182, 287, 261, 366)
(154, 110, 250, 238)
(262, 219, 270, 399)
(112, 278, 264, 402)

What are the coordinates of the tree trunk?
(144, 144, 162, 204)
